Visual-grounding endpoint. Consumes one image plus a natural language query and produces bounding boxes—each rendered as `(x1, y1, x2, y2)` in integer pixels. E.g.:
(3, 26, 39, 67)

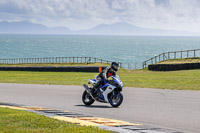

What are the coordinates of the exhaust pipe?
(83, 84, 91, 94)
(83, 84, 95, 100)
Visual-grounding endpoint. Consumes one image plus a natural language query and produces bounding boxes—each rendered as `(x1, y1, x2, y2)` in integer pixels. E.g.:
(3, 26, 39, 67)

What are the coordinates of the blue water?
(0, 34, 200, 68)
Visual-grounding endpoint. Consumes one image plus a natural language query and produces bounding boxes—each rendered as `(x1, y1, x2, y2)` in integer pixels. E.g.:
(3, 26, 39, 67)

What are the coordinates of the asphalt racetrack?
(0, 83, 199, 133)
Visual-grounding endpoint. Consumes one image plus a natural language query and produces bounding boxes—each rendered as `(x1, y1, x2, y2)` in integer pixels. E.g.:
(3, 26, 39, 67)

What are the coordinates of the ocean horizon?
(1, 34, 200, 69)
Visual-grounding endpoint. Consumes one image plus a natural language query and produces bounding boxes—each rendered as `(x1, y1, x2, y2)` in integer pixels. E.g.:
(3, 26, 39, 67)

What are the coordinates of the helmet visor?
(113, 65, 119, 71)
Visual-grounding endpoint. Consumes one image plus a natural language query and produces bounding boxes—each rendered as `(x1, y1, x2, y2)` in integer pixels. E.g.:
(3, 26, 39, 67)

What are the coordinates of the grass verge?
(0, 107, 110, 133)
(0, 68, 200, 90)
(157, 57, 200, 64)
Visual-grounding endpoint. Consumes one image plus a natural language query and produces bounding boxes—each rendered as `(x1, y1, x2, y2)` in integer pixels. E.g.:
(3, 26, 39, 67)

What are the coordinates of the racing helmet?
(111, 62, 119, 71)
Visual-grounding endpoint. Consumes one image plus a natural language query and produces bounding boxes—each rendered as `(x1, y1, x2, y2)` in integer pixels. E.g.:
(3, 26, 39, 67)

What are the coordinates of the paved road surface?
(0, 83, 199, 133)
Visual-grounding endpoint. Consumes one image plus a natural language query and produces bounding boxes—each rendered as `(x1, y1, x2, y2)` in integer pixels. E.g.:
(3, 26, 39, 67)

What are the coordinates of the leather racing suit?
(95, 67, 116, 90)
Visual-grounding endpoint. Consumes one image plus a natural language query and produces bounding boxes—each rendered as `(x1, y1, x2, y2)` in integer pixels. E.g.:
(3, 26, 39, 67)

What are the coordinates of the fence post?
(159, 55, 160, 62)
(65, 57, 67, 63)
(187, 50, 189, 58)
(163, 53, 164, 61)
(168, 52, 170, 59)
(194, 50, 196, 57)
(181, 51, 182, 59)
(174, 52, 176, 59)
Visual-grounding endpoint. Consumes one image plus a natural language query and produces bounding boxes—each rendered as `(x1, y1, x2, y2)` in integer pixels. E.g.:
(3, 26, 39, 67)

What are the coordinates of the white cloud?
(0, 0, 200, 32)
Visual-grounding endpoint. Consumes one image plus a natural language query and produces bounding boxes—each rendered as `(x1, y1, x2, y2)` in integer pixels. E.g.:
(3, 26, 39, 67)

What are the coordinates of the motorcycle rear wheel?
(82, 90, 95, 105)
(109, 92, 123, 107)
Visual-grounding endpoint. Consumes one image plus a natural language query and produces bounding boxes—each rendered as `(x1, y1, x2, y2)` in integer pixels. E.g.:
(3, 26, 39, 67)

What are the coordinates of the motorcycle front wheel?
(109, 92, 123, 107)
(82, 90, 95, 105)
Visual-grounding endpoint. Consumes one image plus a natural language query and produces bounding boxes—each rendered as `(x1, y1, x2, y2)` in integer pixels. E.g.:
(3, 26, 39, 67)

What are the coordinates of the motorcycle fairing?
(88, 77, 121, 103)
(88, 79, 97, 85)
(103, 84, 116, 102)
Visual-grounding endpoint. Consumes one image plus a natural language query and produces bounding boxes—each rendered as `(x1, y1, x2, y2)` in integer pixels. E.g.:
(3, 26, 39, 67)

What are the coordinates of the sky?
(0, 0, 200, 32)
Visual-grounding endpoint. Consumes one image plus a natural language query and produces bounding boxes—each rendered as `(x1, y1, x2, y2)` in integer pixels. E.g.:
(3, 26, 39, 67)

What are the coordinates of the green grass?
(119, 69, 200, 90)
(157, 57, 200, 64)
(0, 71, 96, 85)
(0, 107, 110, 133)
(0, 68, 200, 90)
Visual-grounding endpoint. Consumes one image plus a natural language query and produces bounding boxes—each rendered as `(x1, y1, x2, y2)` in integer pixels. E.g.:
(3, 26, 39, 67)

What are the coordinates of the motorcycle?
(82, 75, 123, 107)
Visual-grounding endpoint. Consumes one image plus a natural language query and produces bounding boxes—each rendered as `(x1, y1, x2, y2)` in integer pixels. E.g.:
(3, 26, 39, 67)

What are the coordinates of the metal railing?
(0, 56, 122, 67)
(121, 62, 142, 70)
(143, 49, 200, 68)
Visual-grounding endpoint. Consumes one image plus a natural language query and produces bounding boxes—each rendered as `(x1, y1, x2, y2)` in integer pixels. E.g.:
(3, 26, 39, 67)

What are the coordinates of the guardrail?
(0, 56, 122, 67)
(143, 49, 200, 69)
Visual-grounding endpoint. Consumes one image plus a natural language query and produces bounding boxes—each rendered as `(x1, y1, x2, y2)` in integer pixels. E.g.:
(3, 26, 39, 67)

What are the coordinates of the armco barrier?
(0, 66, 107, 72)
(148, 63, 200, 71)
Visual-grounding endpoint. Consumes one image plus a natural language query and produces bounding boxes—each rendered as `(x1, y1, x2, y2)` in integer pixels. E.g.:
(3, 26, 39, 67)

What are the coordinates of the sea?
(0, 34, 200, 69)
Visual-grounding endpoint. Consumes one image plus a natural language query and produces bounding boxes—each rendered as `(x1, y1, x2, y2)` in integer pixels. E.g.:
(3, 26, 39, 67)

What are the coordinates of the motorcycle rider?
(94, 62, 119, 91)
